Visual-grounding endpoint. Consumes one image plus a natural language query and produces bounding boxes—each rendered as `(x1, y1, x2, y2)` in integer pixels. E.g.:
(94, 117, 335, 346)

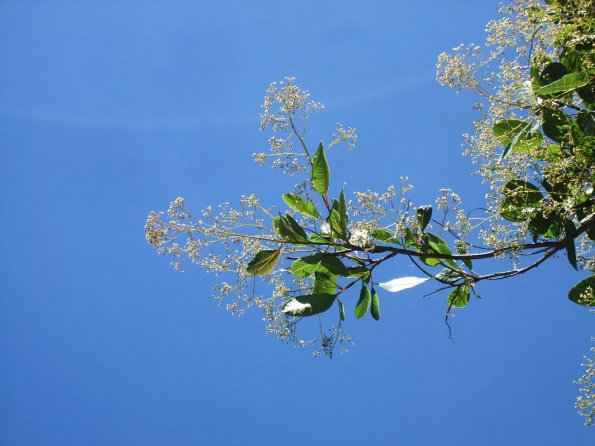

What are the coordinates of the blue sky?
(0, 1, 593, 445)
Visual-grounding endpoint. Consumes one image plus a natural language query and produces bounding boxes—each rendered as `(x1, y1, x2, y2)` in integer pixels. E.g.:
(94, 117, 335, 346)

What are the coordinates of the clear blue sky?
(0, 1, 593, 445)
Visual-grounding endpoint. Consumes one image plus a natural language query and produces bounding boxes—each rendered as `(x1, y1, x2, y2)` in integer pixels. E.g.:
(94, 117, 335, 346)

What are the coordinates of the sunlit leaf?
(311, 142, 330, 195)
(378, 276, 429, 292)
(537, 72, 591, 96)
(246, 247, 282, 275)
(448, 286, 470, 308)
(274, 215, 309, 244)
(313, 272, 338, 295)
(422, 232, 457, 269)
(493, 119, 528, 146)
(282, 294, 336, 317)
(282, 194, 319, 218)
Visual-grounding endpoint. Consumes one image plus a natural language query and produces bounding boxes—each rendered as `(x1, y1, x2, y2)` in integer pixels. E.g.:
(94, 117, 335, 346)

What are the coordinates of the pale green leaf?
(311, 142, 330, 195)
(282, 194, 320, 218)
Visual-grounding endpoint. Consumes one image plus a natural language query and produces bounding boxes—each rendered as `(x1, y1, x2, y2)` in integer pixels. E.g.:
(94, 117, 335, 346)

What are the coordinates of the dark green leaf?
(577, 112, 595, 136)
(338, 189, 348, 232)
(311, 142, 330, 195)
(354, 285, 371, 319)
(537, 72, 591, 95)
(568, 275, 595, 306)
(246, 247, 282, 275)
(273, 215, 309, 244)
(542, 108, 573, 144)
(282, 293, 336, 317)
(500, 180, 543, 222)
(282, 194, 319, 218)
(577, 82, 595, 109)
(493, 119, 529, 146)
(528, 213, 561, 241)
(502, 180, 543, 207)
(370, 287, 380, 320)
(542, 178, 568, 202)
(290, 253, 348, 278)
(338, 300, 346, 321)
(539, 62, 568, 87)
(313, 272, 338, 295)
(416, 205, 432, 231)
(563, 219, 578, 270)
(448, 286, 470, 308)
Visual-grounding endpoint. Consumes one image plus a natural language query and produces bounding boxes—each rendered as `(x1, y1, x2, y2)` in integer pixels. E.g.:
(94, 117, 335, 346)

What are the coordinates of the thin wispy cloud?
(328, 72, 435, 110)
(0, 74, 434, 130)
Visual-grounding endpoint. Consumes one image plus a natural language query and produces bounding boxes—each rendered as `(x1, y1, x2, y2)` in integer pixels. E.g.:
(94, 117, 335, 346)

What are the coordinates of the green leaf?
(514, 133, 544, 154)
(577, 82, 595, 109)
(528, 213, 561, 241)
(493, 120, 536, 160)
(404, 227, 421, 249)
(500, 180, 543, 222)
(370, 287, 380, 320)
(329, 207, 345, 237)
(435, 268, 465, 285)
(542, 108, 573, 144)
(542, 178, 569, 202)
(568, 275, 595, 306)
(455, 243, 472, 269)
(290, 253, 348, 278)
(416, 205, 432, 231)
(282, 194, 319, 218)
(354, 285, 371, 319)
(421, 232, 458, 269)
(539, 62, 568, 88)
(313, 272, 338, 295)
(311, 142, 330, 195)
(448, 286, 470, 308)
(309, 233, 333, 244)
(346, 265, 371, 281)
(338, 300, 346, 321)
(282, 294, 336, 317)
(545, 144, 564, 161)
(537, 72, 591, 96)
(338, 189, 348, 232)
(273, 215, 309, 244)
(246, 247, 282, 275)
(371, 228, 397, 243)
(493, 119, 529, 147)
(508, 180, 556, 208)
(563, 219, 578, 270)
